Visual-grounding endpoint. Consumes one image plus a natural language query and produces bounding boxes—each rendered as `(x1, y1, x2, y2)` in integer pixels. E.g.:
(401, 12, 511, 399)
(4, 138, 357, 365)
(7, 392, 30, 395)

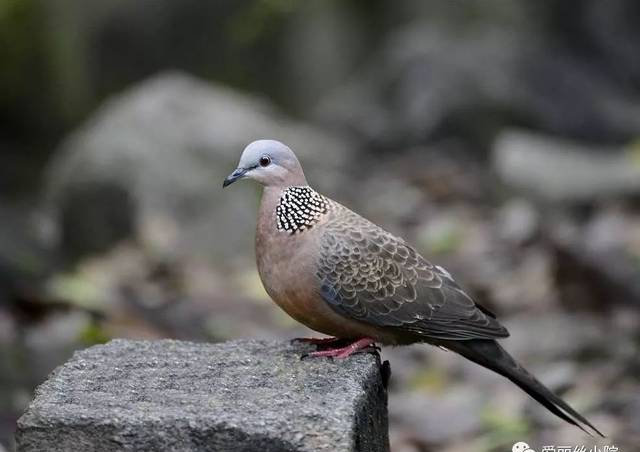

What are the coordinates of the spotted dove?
(223, 139, 602, 436)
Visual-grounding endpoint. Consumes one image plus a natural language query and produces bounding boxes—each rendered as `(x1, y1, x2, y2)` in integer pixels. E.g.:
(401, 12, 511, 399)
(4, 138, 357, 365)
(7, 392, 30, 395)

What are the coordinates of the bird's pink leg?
(305, 337, 377, 359)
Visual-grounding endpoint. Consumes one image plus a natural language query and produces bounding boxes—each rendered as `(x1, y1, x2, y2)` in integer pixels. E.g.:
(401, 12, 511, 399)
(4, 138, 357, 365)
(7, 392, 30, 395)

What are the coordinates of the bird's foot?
(302, 337, 377, 359)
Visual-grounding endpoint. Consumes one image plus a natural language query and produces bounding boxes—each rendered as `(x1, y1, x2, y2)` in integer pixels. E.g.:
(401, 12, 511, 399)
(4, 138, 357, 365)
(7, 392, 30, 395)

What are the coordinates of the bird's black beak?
(223, 167, 247, 188)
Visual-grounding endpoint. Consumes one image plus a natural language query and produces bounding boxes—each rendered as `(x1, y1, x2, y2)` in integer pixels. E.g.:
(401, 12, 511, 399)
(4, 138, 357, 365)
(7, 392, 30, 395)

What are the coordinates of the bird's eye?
(259, 155, 271, 167)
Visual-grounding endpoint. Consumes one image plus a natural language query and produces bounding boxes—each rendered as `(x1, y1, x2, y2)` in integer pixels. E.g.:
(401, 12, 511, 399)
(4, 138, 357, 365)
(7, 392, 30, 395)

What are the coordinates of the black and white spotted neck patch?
(276, 186, 328, 234)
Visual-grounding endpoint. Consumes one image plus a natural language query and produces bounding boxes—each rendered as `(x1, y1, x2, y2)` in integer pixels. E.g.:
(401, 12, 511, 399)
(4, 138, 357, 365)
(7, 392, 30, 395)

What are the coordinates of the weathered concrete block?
(16, 339, 389, 452)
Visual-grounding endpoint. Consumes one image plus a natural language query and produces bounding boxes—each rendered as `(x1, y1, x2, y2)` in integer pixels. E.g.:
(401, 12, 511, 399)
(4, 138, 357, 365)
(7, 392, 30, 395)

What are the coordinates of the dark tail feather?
(444, 339, 604, 437)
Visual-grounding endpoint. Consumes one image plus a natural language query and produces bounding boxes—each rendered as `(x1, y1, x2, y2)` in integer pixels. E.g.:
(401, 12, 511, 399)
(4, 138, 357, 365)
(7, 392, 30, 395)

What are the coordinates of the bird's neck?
(259, 185, 328, 234)
(260, 186, 285, 218)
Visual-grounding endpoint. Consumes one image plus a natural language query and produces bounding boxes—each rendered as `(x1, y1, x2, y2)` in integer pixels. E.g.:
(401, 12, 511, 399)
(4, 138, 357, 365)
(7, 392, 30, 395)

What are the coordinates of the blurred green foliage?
(78, 320, 110, 346)
(47, 272, 103, 311)
(0, 0, 49, 128)
(228, 0, 298, 46)
(480, 408, 531, 452)
(407, 366, 449, 393)
(420, 223, 464, 256)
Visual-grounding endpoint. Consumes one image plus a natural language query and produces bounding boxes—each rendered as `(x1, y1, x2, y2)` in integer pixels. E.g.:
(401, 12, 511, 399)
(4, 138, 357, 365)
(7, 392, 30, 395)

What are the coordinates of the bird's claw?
(300, 337, 378, 359)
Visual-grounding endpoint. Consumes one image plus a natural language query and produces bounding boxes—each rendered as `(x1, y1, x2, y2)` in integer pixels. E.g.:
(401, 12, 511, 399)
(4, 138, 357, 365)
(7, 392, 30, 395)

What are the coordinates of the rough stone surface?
(16, 339, 389, 452)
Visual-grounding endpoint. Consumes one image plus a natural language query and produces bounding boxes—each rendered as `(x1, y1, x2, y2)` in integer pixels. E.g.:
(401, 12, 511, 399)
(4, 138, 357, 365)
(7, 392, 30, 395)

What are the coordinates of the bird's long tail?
(443, 339, 603, 437)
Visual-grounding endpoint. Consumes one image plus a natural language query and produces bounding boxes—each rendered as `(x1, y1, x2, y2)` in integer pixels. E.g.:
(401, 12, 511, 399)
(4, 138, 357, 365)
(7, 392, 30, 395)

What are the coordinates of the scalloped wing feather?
(317, 203, 509, 341)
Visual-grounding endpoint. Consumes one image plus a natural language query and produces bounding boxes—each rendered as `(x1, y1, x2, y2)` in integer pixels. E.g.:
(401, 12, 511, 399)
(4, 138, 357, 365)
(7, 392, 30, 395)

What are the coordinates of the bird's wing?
(316, 205, 509, 341)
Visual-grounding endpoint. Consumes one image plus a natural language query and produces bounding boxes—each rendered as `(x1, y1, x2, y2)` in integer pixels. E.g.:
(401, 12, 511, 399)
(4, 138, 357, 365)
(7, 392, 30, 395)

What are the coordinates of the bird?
(223, 139, 603, 436)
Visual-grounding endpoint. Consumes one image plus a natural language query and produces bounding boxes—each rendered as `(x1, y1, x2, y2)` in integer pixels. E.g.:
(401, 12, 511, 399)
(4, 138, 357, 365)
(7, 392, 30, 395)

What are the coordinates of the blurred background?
(1, 1, 640, 451)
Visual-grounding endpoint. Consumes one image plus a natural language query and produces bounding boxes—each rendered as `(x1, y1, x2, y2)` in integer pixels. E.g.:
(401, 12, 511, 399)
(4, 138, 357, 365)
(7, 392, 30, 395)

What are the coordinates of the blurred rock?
(0, 203, 51, 299)
(317, 27, 522, 148)
(497, 199, 540, 245)
(493, 130, 640, 202)
(43, 72, 355, 265)
(534, 361, 578, 393)
(23, 311, 92, 381)
(502, 311, 612, 361)
(550, 208, 640, 308)
(490, 247, 557, 313)
(58, 183, 134, 262)
(579, 0, 640, 86)
(619, 393, 640, 437)
(389, 388, 483, 445)
(358, 175, 424, 225)
(316, 23, 640, 148)
(388, 433, 422, 452)
(282, 1, 365, 113)
(0, 309, 17, 345)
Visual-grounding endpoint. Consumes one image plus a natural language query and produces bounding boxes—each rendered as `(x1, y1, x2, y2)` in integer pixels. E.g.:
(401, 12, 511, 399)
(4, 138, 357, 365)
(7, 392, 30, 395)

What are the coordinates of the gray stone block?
(16, 339, 389, 452)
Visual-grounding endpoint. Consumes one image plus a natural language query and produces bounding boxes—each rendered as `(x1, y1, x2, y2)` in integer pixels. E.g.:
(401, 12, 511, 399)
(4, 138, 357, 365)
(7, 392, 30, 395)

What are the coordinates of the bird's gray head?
(223, 140, 308, 188)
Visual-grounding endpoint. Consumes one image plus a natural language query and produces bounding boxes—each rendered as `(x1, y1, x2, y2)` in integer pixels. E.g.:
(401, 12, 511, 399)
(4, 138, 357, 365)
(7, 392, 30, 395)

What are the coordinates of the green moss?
(78, 320, 110, 345)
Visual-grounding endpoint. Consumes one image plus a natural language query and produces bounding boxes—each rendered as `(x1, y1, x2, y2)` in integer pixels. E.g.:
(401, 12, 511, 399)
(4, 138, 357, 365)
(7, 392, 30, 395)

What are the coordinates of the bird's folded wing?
(316, 209, 509, 341)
